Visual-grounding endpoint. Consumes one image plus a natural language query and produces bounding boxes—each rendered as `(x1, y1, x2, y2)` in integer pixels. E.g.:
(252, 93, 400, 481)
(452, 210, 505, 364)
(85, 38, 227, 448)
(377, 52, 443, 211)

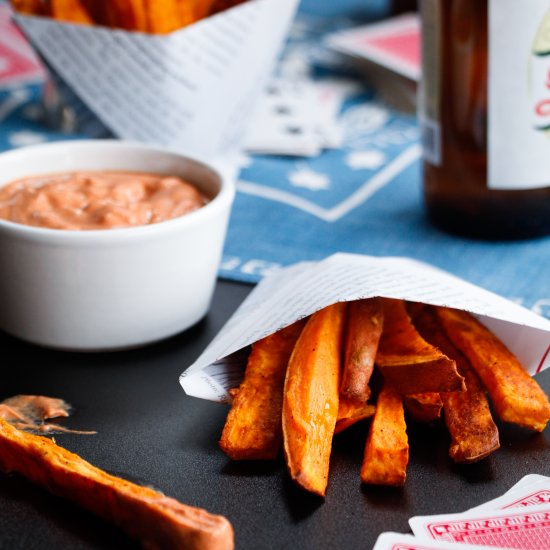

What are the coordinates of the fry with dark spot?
(341, 298, 383, 403)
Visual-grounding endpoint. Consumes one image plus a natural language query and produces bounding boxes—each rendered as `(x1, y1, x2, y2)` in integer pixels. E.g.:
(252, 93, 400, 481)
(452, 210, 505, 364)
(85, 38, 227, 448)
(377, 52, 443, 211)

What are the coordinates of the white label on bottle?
(489, 0, 550, 190)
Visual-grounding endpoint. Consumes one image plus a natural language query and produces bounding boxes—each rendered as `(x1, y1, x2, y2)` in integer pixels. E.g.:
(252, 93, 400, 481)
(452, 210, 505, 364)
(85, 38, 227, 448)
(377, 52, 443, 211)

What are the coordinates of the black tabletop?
(1, 279, 549, 550)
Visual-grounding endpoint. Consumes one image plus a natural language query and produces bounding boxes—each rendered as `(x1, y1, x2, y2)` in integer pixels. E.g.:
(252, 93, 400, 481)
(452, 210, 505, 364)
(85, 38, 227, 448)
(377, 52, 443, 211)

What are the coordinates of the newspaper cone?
(16, 0, 299, 163)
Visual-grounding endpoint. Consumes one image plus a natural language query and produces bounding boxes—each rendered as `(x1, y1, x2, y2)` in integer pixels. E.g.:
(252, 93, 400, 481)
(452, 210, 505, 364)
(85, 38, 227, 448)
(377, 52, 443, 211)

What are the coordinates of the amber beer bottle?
(391, 0, 417, 14)
(420, 0, 550, 239)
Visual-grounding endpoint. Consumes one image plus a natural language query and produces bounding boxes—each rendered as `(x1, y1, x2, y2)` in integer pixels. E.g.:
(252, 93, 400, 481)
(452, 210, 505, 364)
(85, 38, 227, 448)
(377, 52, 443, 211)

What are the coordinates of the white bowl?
(0, 140, 235, 351)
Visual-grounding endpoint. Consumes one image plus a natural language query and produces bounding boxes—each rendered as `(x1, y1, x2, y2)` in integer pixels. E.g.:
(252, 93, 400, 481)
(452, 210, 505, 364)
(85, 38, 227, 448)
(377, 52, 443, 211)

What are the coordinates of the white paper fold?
(16, 0, 299, 165)
(180, 253, 550, 402)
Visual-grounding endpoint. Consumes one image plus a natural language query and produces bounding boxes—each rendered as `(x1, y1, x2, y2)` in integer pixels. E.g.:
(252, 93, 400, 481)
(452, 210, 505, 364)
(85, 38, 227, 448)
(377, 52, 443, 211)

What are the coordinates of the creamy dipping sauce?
(0, 171, 208, 230)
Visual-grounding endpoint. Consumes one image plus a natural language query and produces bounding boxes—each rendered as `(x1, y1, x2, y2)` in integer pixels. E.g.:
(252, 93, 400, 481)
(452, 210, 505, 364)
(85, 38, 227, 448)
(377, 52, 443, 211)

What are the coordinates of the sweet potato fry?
(360, 381, 408, 486)
(436, 307, 550, 432)
(10, 0, 50, 15)
(194, 0, 218, 19)
(334, 398, 375, 434)
(403, 393, 443, 423)
(50, 0, 92, 24)
(341, 298, 383, 402)
(145, 0, 197, 34)
(0, 419, 234, 550)
(101, 0, 148, 31)
(408, 303, 500, 463)
(282, 303, 347, 497)
(375, 299, 465, 395)
(219, 320, 306, 460)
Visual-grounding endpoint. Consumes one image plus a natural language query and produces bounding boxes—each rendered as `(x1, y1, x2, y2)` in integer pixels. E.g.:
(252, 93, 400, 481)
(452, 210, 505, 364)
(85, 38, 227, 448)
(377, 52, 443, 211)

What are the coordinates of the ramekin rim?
(0, 139, 235, 240)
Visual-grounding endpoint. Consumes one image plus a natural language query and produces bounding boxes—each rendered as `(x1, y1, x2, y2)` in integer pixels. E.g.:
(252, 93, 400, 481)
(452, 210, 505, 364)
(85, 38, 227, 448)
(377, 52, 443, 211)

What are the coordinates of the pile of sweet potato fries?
(220, 298, 550, 496)
(10, 0, 247, 33)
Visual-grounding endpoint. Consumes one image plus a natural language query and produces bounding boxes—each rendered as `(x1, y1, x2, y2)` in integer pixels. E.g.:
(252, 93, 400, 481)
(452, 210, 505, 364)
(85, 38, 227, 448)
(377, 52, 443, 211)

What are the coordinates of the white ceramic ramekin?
(0, 140, 235, 351)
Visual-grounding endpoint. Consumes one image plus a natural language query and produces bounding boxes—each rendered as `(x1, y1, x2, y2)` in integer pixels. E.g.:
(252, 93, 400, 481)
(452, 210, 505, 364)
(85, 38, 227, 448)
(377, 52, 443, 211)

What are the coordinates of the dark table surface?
(1, 279, 549, 550)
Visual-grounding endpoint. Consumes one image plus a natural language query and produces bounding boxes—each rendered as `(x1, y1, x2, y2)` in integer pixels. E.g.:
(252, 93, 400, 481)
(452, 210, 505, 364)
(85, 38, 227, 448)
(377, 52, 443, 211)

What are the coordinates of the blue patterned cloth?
(0, 2, 549, 320)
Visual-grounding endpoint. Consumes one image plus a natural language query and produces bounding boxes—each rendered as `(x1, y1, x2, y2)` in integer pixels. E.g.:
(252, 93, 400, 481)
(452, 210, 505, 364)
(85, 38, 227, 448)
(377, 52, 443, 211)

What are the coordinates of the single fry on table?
(375, 299, 465, 395)
(361, 381, 408, 487)
(341, 298, 383, 403)
(219, 320, 305, 460)
(409, 303, 500, 463)
(435, 306, 550, 432)
(282, 303, 347, 497)
(0, 419, 234, 550)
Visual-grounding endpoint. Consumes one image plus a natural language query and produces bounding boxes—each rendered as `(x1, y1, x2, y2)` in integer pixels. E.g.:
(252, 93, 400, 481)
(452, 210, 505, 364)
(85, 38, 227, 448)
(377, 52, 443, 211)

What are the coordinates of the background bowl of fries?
(0, 140, 234, 351)
(11, 0, 300, 155)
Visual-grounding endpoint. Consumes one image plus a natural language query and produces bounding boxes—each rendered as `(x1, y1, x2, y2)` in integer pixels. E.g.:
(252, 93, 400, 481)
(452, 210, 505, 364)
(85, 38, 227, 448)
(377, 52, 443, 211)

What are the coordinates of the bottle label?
(489, 0, 550, 190)
(419, 0, 441, 166)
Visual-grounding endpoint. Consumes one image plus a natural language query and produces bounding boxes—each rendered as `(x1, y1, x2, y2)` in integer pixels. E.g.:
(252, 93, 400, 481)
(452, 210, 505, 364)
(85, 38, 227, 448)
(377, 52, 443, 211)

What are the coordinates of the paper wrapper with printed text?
(15, 0, 299, 167)
(180, 253, 550, 402)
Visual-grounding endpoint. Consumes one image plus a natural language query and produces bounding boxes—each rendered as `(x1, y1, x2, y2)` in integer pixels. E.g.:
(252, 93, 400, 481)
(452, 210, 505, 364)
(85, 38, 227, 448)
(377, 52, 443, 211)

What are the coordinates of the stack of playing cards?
(374, 475, 550, 549)
(244, 77, 358, 157)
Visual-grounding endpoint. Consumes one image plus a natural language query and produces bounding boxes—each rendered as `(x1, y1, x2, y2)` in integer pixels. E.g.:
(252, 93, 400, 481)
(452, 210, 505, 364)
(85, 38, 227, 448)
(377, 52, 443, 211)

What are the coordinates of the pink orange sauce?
(0, 171, 208, 230)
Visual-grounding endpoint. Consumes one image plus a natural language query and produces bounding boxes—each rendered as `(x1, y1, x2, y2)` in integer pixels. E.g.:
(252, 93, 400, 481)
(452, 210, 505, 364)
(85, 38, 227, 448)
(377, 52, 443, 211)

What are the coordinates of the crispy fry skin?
(49, 0, 92, 23)
(403, 393, 443, 423)
(0, 419, 234, 550)
(436, 307, 550, 432)
(375, 299, 465, 395)
(334, 398, 375, 434)
(360, 382, 408, 486)
(10, 0, 50, 15)
(341, 298, 383, 403)
(282, 303, 347, 497)
(219, 320, 306, 460)
(408, 303, 500, 463)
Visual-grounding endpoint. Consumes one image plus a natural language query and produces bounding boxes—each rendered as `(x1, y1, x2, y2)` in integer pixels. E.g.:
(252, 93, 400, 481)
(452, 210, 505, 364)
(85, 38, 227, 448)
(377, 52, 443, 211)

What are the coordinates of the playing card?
(326, 13, 420, 81)
(244, 77, 355, 156)
(0, 3, 44, 90)
(467, 475, 550, 513)
(409, 503, 550, 548)
(244, 78, 322, 156)
(311, 78, 359, 149)
(373, 532, 495, 550)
